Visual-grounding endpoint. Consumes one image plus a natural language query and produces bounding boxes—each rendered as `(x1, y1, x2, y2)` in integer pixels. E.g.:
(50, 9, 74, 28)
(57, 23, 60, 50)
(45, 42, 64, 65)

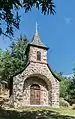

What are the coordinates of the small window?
(37, 51, 41, 61)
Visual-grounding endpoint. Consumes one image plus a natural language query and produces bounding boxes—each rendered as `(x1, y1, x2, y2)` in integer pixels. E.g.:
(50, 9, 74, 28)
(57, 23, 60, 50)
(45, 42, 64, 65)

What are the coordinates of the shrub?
(60, 98, 70, 107)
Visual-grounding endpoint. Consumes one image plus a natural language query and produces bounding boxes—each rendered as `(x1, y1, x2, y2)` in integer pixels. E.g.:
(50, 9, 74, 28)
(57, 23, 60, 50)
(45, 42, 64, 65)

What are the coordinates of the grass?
(0, 107, 75, 119)
(51, 107, 75, 117)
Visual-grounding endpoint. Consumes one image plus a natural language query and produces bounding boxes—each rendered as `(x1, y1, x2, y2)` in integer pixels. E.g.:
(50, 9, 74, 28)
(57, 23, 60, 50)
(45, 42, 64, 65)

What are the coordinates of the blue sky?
(0, 0, 75, 75)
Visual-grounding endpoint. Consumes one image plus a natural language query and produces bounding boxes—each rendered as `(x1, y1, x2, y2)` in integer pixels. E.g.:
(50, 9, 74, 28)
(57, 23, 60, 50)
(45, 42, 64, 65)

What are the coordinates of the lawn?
(52, 107, 75, 117)
(0, 107, 75, 119)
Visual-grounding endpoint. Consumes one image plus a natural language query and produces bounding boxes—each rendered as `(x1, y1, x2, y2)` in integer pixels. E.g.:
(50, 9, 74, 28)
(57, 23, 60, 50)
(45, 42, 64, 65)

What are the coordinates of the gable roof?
(9, 62, 30, 80)
(47, 64, 61, 82)
(10, 61, 61, 82)
(30, 32, 48, 49)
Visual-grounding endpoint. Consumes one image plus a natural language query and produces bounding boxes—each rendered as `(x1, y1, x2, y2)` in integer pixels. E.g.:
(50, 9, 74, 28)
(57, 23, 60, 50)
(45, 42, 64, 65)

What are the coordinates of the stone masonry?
(10, 31, 60, 108)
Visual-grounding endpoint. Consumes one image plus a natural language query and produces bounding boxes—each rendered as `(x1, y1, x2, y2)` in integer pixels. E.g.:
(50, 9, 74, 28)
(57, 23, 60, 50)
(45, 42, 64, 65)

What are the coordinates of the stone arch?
(23, 74, 52, 106)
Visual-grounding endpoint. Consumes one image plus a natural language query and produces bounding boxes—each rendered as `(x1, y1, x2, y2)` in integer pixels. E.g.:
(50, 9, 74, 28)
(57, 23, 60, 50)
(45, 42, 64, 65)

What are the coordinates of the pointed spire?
(36, 22, 38, 33)
(30, 22, 48, 49)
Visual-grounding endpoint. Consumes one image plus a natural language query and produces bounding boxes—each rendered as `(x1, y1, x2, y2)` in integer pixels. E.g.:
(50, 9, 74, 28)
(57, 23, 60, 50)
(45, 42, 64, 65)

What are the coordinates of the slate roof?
(30, 32, 48, 49)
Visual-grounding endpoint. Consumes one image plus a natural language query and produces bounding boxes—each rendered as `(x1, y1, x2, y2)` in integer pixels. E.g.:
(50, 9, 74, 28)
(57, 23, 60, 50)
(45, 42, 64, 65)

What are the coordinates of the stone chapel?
(9, 29, 60, 108)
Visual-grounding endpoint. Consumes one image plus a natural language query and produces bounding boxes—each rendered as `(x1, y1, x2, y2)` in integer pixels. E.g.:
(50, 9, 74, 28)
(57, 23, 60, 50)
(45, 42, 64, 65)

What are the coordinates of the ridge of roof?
(47, 64, 61, 82)
(10, 61, 61, 82)
(30, 32, 48, 49)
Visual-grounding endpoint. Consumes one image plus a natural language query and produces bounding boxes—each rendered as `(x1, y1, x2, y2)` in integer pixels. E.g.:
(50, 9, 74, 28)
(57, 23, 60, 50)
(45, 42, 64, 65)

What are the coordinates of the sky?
(0, 0, 75, 75)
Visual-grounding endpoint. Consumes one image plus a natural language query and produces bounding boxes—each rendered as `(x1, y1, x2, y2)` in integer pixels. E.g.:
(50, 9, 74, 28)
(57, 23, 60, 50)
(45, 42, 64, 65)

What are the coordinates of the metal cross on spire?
(36, 22, 38, 32)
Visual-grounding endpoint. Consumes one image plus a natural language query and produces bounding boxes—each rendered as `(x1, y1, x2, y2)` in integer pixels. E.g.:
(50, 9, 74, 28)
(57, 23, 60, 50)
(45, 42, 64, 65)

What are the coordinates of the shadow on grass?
(0, 107, 75, 119)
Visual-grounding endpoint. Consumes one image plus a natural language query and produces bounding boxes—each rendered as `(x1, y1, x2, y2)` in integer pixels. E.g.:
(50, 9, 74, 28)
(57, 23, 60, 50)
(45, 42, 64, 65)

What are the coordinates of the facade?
(10, 31, 60, 108)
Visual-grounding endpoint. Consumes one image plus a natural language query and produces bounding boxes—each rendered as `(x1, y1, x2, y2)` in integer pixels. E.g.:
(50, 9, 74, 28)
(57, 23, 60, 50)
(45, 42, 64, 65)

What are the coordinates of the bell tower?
(27, 24, 49, 64)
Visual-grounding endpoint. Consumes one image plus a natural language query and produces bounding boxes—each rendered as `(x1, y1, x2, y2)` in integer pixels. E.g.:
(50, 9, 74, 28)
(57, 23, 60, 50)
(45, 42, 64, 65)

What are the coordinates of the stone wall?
(23, 77, 49, 106)
(28, 46, 47, 63)
(12, 62, 59, 108)
(11, 42, 60, 108)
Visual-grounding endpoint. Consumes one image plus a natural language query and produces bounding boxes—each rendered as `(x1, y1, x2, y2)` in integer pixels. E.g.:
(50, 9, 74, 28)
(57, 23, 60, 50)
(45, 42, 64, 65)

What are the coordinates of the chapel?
(9, 27, 60, 108)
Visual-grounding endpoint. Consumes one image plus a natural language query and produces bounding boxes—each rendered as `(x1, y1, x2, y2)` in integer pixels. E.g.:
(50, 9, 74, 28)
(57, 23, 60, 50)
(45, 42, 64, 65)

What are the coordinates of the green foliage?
(64, 68, 75, 105)
(11, 35, 28, 72)
(56, 70, 75, 105)
(60, 98, 70, 107)
(58, 72, 71, 99)
(0, 0, 55, 36)
(67, 75, 75, 105)
(0, 50, 12, 81)
(0, 35, 28, 82)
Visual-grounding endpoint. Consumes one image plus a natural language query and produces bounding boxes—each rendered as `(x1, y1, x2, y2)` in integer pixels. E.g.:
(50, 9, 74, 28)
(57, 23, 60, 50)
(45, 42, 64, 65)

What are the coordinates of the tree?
(64, 66, 75, 105)
(0, 49, 5, 81)
(10, 34, 28, 75)
(67, 72, 75, 105)
(0, 0, 55, 36)
(58, 72, 71, 99)
(0, 35, 28, 82)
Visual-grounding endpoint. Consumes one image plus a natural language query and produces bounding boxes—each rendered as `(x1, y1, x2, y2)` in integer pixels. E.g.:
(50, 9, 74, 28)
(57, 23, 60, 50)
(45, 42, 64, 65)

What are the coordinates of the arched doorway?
(30, 84, 40, 105)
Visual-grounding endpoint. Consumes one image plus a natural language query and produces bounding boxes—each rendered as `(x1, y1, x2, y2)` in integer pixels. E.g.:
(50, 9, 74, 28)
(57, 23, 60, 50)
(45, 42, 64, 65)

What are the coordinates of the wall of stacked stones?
(12, 62, 59, 108)
(23, 77, 49, 106)
(28, 46, 47, 63)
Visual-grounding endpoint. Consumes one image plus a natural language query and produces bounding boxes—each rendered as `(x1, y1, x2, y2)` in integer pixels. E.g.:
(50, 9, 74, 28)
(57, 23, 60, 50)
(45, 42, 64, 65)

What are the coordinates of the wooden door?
(30, 84, 40, 105)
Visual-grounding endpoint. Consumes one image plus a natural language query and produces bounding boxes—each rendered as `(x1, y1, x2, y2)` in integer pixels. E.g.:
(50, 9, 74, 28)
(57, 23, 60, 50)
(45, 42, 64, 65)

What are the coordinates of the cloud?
(65, 17, 73, 24)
